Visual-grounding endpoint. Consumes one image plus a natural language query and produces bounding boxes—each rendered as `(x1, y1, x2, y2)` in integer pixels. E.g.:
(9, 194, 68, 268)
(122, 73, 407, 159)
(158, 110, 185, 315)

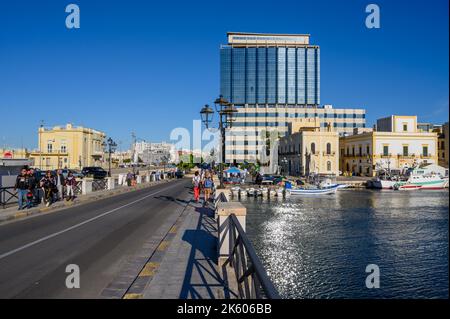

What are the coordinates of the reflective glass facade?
(220, 46, 320, 105)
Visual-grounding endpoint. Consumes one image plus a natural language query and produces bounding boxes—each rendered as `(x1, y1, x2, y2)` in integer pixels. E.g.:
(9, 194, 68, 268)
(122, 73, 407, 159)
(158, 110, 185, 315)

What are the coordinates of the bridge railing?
(0, 187, 18, 209)
(216, 190, 280, 299)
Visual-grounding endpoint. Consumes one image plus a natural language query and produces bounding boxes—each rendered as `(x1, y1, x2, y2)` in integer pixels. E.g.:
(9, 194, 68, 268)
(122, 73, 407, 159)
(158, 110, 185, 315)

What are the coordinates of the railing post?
(82, 178, 93, 195)
(216, 198, 247, 266)
(136, 175, 142, 184)
(145, 174, 151, 183)
(107, 177, 115, 190)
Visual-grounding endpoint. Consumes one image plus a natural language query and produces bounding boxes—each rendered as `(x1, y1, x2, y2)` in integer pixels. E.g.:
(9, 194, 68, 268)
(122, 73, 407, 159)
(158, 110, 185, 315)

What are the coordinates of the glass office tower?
(220, 32, 366, 164)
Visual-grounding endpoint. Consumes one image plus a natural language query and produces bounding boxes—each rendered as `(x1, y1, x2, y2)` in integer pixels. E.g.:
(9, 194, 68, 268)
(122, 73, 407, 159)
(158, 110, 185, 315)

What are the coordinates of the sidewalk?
(138, 199, 236, 299)
(0, 178, 175, 225)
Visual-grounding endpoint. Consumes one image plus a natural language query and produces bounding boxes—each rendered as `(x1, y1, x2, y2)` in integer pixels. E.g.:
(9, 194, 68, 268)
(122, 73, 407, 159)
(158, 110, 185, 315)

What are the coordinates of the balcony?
(397, 153, 416, 159)
(420, 154, 433, 159)
(381, 153, 392, 158)
(322, 151, 336, 156)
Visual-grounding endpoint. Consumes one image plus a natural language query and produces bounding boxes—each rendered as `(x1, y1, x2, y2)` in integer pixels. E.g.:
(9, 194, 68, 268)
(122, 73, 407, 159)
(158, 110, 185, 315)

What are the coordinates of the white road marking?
(0, 182, 183, 261)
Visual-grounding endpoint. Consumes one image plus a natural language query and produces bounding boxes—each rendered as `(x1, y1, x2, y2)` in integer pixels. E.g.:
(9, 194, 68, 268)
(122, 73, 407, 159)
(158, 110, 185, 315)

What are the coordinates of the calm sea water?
(239, 189, 449, 299)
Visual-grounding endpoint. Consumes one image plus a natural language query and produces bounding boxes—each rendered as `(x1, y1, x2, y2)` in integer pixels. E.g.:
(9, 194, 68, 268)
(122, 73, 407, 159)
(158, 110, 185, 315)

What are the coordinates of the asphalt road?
(0, 178, 192, 299)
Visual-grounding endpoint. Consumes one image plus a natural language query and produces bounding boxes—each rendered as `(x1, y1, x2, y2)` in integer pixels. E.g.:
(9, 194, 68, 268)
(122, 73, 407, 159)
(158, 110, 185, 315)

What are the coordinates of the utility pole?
(131, 132, 137, 174)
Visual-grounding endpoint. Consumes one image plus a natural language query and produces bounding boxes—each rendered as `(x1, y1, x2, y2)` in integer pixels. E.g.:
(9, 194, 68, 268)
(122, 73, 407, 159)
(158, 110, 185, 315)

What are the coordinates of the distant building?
(0, 148, 31, 160)
(340, 115, 438, 176)
(134, 141, 174, 165)
(220, 32, 366, 165)
(278, 117, 339, 176)
(30, 123, 106, 170)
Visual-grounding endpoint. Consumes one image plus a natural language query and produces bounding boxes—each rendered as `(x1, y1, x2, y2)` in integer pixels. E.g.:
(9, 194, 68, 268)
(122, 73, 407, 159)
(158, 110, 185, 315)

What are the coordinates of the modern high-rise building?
(220, 32, 366, 165)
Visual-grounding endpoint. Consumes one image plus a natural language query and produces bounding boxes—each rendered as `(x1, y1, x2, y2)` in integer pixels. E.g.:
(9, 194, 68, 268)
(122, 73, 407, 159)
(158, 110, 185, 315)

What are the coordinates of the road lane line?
(0, 181, 184, 261)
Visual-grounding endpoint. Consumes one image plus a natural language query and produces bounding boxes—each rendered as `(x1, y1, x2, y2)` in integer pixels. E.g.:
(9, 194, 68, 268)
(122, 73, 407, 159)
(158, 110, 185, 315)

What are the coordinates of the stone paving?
(142, 200, 235, 299)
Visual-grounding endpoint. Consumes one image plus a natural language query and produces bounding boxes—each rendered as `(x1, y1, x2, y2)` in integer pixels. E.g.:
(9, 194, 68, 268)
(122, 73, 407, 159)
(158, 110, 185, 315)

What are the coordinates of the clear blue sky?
(0, 0, 448, 150)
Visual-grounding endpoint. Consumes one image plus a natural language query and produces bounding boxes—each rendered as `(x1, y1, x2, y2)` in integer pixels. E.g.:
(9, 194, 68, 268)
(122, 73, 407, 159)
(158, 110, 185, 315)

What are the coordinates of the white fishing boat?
(393, 167, 448, 190)
(261, 187, 269, 197)
(288, 184, 339, 195)
(276, 188, 284, 197)
(269, 189, 277, 198)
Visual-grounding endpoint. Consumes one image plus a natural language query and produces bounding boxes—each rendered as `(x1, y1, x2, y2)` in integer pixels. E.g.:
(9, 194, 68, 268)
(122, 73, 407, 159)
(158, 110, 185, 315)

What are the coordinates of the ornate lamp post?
(200, 95, 237, 189)
(102, 137, 117, 177)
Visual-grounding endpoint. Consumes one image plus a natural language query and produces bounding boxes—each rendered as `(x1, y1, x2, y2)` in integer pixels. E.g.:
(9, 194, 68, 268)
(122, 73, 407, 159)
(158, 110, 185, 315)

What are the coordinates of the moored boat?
(288, 184, 339, 195)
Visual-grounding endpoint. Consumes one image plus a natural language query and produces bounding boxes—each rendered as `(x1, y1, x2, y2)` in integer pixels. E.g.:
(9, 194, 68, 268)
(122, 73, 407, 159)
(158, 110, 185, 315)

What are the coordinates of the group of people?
(14, 167, 78, 210)
(192, 169, 214, 204)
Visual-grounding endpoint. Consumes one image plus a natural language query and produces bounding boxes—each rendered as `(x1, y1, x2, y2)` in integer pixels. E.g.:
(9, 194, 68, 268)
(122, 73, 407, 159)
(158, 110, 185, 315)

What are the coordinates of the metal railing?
(218, 192, 280, 299)
(92, 179, 107, 192)
(1, 187, 18, 209)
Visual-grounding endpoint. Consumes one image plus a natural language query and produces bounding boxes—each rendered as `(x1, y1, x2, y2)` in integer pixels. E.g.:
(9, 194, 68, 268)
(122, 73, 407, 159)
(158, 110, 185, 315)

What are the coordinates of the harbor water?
(239, 189, 449, 299)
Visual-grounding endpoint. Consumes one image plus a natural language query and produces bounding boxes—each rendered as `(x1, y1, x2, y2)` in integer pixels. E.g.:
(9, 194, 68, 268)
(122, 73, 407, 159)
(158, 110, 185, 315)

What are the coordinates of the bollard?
(107, 177, 115, 190)
(136, 175, 142, 184)
(82, 178, 93, 195)
(216, 199, 247, 266)
(145, 174, 151, 183)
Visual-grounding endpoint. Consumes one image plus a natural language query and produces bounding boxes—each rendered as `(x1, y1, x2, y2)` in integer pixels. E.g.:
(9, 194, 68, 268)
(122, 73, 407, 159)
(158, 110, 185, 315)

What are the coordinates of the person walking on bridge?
(65, 171, 77, 201)
(40, 171, 56, 207)
(202, 171, 213, 205)
(14, 168, 31, 210)
(192, 171, 201, 203)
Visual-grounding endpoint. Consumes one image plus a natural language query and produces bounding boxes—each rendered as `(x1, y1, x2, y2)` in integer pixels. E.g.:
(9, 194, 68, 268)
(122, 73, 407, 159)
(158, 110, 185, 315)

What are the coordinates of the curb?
(0, 179, 178, 225)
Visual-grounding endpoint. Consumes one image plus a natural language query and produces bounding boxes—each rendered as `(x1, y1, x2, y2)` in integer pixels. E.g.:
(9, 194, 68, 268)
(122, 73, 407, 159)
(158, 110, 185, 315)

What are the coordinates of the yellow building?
(278, 117, 339, 176)
(30, 124, 106, 170)
(340, 115, 438, 176)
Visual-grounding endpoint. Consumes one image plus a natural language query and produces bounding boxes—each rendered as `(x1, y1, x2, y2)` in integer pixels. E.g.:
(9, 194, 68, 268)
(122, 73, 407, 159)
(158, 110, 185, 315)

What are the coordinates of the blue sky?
(0, 0, 448, 150)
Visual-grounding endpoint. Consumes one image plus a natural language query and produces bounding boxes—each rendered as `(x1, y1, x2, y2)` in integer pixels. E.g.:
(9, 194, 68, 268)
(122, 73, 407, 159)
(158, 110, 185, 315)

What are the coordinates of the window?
(326, 143, 331, 155)
(47, 144, 53, 153)
(359, 146, 362, 156)
(327, 161, 331, 171)
(311, 143, 316, 154)
(61, 145, 67, 153)
(403, 146, 409, 156)
(383, 145, 389, 156)
(423, 146, 428, 157)
(352, 147, 355, 156)
(366, 145, 370, 155)
(403, 123, 408, 132)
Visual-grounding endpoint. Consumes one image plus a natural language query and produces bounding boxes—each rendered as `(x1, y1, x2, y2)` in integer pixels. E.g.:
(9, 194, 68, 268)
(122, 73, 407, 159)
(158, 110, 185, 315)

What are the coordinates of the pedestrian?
(27, 168, 38, 207)
(203, 171, 213, 205)
(14, 168, 31, 210)
(40, 171, 56, 207)
(55, 169, 65, 201)
(65, 172, 77, 201)
(126, 171, 133, 186)
(192, 171, 201, 203)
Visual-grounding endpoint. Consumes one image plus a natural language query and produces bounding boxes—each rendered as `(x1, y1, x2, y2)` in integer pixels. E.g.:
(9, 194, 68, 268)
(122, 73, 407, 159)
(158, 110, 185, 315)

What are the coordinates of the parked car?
(81, 167, 108, 179)
(175, 169, 184, 179)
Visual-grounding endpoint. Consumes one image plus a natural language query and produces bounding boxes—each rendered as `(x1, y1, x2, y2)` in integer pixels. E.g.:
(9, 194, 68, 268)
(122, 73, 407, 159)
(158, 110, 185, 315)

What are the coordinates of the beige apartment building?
(30, 124, 106, 170)
(340, 115, 439, 176)
(278, 117, 339, 176)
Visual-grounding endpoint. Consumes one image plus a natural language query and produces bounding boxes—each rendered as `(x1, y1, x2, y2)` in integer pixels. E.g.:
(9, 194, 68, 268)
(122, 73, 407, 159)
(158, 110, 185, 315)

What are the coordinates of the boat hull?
(288, 185, 338, 195)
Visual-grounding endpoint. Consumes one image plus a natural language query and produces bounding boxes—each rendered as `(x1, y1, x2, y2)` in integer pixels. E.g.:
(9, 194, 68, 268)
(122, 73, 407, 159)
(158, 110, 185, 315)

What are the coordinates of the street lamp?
(102, 137, 117, 177)
(200, 95, 237, 189)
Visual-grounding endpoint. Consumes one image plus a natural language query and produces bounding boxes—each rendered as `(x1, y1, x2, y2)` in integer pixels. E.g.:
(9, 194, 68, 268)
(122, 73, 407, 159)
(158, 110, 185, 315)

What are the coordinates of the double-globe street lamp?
(200, 95, 237, 189)
(102, 137, 117, 177)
